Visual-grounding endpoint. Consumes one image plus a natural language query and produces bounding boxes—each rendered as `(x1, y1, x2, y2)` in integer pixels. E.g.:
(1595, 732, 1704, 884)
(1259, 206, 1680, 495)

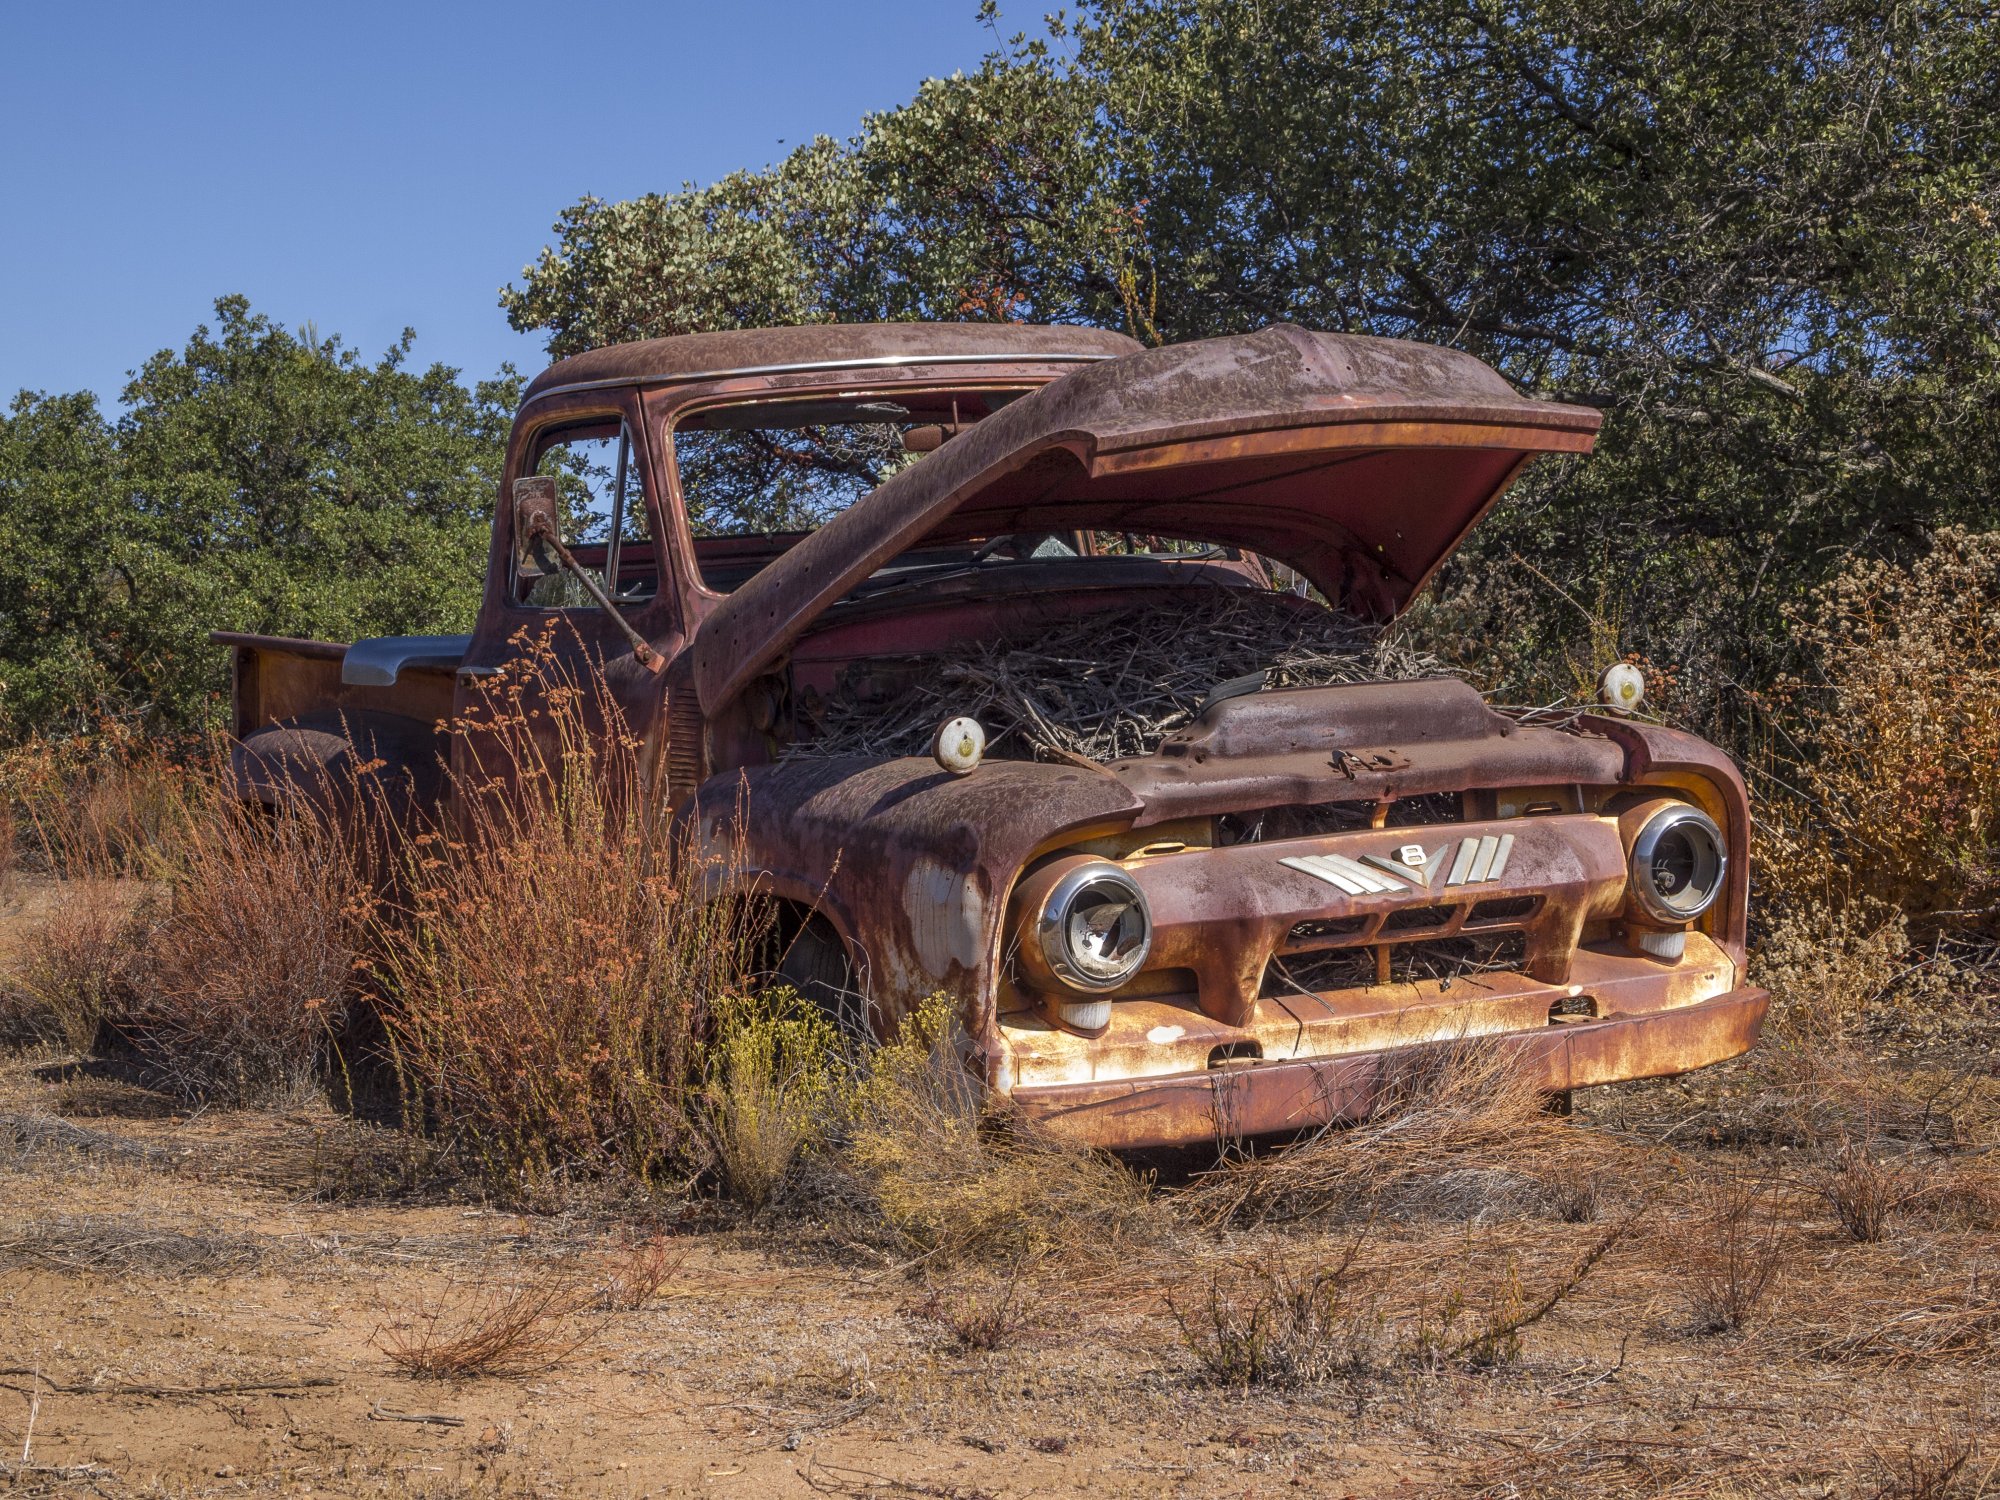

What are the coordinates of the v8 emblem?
(1282, 833, 1515, 896)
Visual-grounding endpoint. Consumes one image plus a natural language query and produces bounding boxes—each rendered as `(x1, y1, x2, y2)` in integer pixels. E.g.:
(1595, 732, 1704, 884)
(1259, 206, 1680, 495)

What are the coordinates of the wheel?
(766, 916, 870, 1044)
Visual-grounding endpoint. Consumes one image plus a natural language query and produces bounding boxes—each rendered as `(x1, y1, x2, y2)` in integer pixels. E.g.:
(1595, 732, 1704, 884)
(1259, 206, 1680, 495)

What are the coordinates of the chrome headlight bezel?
(1628, 803, 1727, 925)
(1034, 862, 1153, 993)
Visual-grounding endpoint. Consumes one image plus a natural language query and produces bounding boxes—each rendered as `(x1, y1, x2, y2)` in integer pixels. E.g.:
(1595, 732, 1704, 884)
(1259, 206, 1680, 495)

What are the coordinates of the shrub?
(5, 877, 145, 1052)
(1679, 1175, 1787, 1334)
(5, 732, 194, 879)
(1819, 1148, 1931, 1244)
(1171, 1250, 1381, 1391)
(126, 784, 370, 1106)
(374, 1259, 599, 1379)
(596, 1233, 682, 1311)
(1170, 1224, 1637, 1389)
(699, 987, 842, 1210)
(1761, 527, 2000, 942)
(374, 636, 760, 1197)
(909, 1272, 1027, 1352)
(1751, 905, 1913, 1043)
(845, 993, 1158, 1264)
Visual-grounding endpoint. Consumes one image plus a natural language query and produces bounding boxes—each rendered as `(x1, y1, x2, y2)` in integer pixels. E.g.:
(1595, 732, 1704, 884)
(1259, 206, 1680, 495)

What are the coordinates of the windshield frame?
(652, 377, 1048, 606)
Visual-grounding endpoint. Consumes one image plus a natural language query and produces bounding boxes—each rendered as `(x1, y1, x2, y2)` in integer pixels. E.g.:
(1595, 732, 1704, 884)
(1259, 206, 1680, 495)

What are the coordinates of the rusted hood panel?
(1108, 678, 1628, 824)
(692, 326, 1601, 713)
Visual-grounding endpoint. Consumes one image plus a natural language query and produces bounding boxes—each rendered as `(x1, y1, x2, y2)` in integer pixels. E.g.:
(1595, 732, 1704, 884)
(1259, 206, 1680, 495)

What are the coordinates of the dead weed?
(1676, 1173, 1788, 1334)
(373, 1257, 602, 1379)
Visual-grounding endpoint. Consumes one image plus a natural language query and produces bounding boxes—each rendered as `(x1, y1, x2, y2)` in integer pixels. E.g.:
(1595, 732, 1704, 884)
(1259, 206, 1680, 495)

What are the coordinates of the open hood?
(692, 324, 1600, 714)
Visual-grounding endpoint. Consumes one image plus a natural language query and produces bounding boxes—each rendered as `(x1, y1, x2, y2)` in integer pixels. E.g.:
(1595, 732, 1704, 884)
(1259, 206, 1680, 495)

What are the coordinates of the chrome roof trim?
(521, 349, 1119, 406)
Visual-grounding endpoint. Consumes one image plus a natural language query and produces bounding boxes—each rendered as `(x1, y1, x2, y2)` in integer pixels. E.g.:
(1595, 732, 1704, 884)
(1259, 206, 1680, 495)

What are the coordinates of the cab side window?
(514, 420, 657, 608)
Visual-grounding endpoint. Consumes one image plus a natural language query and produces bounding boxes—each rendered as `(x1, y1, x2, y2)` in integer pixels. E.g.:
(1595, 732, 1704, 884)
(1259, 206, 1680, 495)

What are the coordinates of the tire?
(767, 917, 870, 1044)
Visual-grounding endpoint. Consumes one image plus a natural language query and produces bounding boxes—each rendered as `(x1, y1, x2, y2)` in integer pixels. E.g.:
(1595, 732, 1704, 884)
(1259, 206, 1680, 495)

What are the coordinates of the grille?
(1286, 915, 1370, 943)
(1216, 791, 1464, 846)
(1382, 903, 1458, 933)
(1468, 895, 1541, 923)
(1264, 931, 1528, 998)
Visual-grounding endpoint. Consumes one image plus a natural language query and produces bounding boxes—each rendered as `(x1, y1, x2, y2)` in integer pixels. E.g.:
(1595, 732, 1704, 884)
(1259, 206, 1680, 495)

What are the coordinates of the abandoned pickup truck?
(218, 322, 1767, 1149)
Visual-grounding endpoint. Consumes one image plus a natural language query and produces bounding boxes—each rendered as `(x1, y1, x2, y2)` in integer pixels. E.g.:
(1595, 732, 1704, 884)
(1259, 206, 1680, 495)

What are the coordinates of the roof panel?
(520, 323, 1144, 402)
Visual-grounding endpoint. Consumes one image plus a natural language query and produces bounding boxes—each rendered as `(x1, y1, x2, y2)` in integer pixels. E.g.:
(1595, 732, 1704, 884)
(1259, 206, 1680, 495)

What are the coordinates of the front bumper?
(1006, 970, 1768, 1150)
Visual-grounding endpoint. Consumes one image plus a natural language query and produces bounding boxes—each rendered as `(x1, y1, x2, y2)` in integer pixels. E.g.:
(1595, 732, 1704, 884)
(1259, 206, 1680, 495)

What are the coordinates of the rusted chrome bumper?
(1008, 983, 1769, 1149)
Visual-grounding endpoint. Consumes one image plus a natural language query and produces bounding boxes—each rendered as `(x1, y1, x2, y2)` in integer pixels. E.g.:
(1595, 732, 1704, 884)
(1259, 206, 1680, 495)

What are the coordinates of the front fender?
(683, 756, 1143, 1046)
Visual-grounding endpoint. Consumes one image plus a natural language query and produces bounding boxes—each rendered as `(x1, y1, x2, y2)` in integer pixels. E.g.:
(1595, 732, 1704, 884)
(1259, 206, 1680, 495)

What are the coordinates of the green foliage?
(498, 50, 1145, 354)
(504, 1, 2000, 753)
(0, 296, 516, 738)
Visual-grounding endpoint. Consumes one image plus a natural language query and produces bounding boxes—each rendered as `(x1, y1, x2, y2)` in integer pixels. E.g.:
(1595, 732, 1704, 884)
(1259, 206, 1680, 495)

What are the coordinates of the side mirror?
(511, 476, 562, 581)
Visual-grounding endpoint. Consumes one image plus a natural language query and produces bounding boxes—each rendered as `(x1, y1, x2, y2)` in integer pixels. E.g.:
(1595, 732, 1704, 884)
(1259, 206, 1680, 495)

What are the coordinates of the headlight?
(1035, 862, 1152, 993)
(1626, 802, 1727, 924)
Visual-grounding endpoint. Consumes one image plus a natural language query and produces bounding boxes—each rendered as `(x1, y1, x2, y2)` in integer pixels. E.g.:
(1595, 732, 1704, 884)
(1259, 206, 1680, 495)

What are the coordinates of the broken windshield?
(669, 389, 1029, 591)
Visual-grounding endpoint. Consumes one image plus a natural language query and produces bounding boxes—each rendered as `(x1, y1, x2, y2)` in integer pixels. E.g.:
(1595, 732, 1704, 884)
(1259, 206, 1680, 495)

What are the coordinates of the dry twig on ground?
(372, 1258, 602, 1379)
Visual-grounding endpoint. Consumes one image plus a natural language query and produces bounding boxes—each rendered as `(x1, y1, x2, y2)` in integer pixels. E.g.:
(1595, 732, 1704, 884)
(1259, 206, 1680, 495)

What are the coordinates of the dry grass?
(0, 1212, 263, 1277)
(373, 1257, 602, 1379)
(1189, 1037, 1626, 1228)
(1799, 1272, 2000, 1370)
(1751, 528, 2000, 1066)
(843, 993, 1161, 1265)
(0, 737, 367, 1107)
(1858, 1425, 1991, 1500)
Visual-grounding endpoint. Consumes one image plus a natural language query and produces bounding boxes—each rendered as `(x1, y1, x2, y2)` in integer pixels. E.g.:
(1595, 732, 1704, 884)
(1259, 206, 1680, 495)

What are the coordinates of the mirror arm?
(527, 521, 665, 674)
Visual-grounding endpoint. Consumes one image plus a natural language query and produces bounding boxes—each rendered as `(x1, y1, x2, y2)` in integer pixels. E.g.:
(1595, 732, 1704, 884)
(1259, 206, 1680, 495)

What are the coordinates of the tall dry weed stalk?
(373, 628, 762, 1195)
(0, 798, 15, 898)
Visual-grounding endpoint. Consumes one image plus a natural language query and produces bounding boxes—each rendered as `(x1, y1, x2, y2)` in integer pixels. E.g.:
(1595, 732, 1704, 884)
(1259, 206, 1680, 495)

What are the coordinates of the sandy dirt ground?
(1, 874, 1996, 1499)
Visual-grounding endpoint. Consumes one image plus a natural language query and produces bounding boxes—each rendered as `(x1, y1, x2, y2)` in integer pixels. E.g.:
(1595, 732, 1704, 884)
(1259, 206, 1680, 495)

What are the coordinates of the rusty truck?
(219, 322, 1766, 1148)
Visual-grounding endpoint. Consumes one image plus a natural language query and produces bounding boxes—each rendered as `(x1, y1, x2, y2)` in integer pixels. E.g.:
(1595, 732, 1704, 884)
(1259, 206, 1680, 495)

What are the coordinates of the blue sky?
(0, 1, 1000, 407)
